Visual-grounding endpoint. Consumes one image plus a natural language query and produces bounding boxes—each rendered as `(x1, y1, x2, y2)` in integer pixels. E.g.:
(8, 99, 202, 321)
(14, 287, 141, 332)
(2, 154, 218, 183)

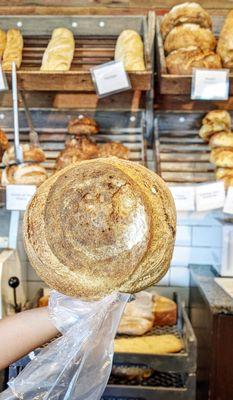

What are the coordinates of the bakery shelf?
(0, 13, 155, 92)
(153, 111, 225, 185)
(155, 15, 233, 95)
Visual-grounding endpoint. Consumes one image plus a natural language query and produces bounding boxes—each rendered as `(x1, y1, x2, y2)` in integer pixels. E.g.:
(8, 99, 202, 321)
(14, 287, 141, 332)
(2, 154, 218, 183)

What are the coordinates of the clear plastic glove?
(0, 290, 130, 400)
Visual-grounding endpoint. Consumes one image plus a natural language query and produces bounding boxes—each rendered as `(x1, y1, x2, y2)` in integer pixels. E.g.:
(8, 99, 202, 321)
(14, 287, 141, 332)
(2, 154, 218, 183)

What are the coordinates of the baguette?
(41, 28, 75, 71)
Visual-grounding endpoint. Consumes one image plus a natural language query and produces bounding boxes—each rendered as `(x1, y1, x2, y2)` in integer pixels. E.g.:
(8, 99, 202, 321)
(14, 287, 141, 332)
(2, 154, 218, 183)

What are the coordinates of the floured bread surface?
(23, 157, 176, 299)
(114, 334, 183, 354)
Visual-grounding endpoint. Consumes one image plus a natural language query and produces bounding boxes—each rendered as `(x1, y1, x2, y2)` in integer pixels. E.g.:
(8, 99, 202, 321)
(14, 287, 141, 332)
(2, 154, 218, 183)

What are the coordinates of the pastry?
(111, 365, 153, 381)
(160, 2, 212, 39)
(202, 110, 231, 128)
(2, 29, 23, 70)
(209, 132, 233, 148)
(117, 317, 153, 336)
(217, 10, 233, 68)
(23, 158, 176, 300)
(55, 137, 98, 171)
(41, 28, 75, 71)
(0, 129, 8, 162)
(1, 163, 48, 186)
(0, 29, 6, 58)
(114, 334, 183, 355)
(216, 167, 233, 180)
(210, 148, 233, 168)
(115, 30, 145, 71)
(98, 142, 129, 160)
(164, 24, 216, 54)
(152, 295, 177, 326)
(68, 115, 99, 135)
(199, 123, 230, 142)
(2, 144, 45, 165)
(166, 47, 221, 75)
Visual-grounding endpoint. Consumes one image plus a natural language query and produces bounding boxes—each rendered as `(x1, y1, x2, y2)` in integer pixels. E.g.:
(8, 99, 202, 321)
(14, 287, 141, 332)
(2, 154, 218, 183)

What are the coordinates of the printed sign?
(223, 187, 233, 215)
(195, 181, 225, 211)
(169, 186, 195, 211)
(191, 68, 229, 100)
(6, 185, 36, 211)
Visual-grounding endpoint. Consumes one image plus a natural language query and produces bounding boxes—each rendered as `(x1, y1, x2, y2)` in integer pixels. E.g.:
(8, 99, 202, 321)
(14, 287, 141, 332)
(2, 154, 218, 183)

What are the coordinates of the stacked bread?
(161, 2, 221, 74)
(55, 114, 129, 171)
(199, 110, 233, 187)
(1, 143, 48, 186)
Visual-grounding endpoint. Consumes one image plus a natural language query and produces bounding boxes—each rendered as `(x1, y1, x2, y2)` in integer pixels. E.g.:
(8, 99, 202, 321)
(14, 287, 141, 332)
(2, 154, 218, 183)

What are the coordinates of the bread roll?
(153, 295, 177, 326)
(209, 132, 233, 148)
(41, 28, 75, 71)
(164, 24, 216, 54)
(217, 10, 233, 68)
(199, 123, 230, 142)
(202, 110, 231, 128)
(1, 163, 48, 186)
(98, 142, 129, 160)
(0, 129, 8, 162)
(216, 167, 233, 180)
(2, 144, 45, 165)
(68, 115, 99, 135)
(23, 158, 176, 299)
(0, 29, 6, 58)
(2, 29, 23, 70)
(166, 47, 221, 75)
(55, 137, 98, 171)
(160, 2, 212, 39)
(210, 148, 233, 168)
(115, 30, 145, 71)
(114, 334, 183, 355)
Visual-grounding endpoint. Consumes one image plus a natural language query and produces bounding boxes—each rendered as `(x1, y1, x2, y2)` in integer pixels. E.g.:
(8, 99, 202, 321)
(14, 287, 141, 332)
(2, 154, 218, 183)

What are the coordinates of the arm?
(0, 307, 59, 371)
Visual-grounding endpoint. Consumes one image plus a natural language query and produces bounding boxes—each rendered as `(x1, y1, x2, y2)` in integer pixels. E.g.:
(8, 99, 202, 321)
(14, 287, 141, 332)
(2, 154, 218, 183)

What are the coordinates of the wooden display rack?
(0, 13, 155, 92)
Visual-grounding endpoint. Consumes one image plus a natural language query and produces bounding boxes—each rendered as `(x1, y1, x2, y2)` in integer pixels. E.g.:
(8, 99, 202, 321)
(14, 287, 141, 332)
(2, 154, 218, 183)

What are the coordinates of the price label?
(91, 60, 131, 98)
(191, 68, 229, 100)
(223, 187, 233, 215)
(169, 186, 195, 211)
(195, 181, 225, 211)
(6, 185, 36, 211)
(0, 63, 8, 92)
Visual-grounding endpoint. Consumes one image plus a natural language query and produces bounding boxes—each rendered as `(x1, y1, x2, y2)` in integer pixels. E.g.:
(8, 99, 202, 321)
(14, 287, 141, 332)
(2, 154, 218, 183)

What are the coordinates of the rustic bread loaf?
(0, 129, 8, 162)
(160, 2, 212, 39)
(209, 132, 233, 148)
(199, 123, 230, 142)
(210, 148, 233, 168)
(216, 167, 233, 180)
(2, 29, 23, 70)
(1, 163, 48, 186)
(41, 28, 75, 71)
(55, 137, 98, 171)
(2, 144, 45, 165)
(153, 295, 177, 326)
(202, 110, 231, 128)
(98, 142, 129, 160)
(115, 30, 145, 71)
(0, 29, 6, 58)
(68, 115, 99, 135)
(23, 158, 176, 300)
(217, 10, 233, 68)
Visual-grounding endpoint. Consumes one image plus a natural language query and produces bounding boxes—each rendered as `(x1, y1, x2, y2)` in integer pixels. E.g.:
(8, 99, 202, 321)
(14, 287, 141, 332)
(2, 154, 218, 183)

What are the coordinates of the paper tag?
(0, 63, 8, 92)
(169, 186, 195, 211)
(0, 237, 8, 248)
(91, 61, 131, 98)
(223, 187, 233, 215)
(195, 181, 225, 211)
(191, 69, 229, 100)
(6, 185, 36, 211)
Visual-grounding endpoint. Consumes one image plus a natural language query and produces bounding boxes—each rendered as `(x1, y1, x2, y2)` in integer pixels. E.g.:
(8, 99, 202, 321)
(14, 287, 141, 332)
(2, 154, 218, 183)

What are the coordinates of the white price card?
(195, 181, 225, 211)
(169, 186, 195, 211)
(191, 68, 229, 100)
(6, 185, 36, 211)
(0, 63, 8, 92)
(91, 60, 131, 98)
(223, 187, 233, 215)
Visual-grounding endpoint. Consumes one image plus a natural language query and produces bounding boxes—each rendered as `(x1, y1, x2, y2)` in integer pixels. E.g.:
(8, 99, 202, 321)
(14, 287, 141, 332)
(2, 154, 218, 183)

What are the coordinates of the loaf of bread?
(160, 2, 212, 39)
(2, 144, 45, 165)
(164, 24, 216, 54)
(1, 163, 48, 186)
(209, 132, 233, 148)
(199, 123, 230, 142)
(68, 115, 99, 135)
(221, 175, 233, 188)
(216, 167, 233, 180)
(98, 142, 129, 160)
(0, 29, 6, 58)
(117, 317, 153, 336)
(210, 148, 233, 168)
(0, 129, 8, 162)
(115, 30, 145, 71)
(2, 29, 23, 70)
(23, 158, 176, 299)
(55, 137, 98, 171)
(111, 365, 153, 381)
(153, 295, 177, 326)
(166, 47, 221, 75)
(202, 110, 231, 128)
(217, 10, 233, 68)
(41, 28, 75, 71)
(114, 334, 183, 355)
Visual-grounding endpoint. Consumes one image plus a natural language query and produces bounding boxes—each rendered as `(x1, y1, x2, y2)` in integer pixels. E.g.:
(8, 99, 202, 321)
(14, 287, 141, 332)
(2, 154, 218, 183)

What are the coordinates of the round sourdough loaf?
(23, 157, 176, 300)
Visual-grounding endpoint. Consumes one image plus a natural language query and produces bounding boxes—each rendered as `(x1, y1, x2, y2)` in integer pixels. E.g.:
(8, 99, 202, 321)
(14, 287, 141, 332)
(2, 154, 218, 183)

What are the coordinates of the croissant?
(2, 29, 23, 70)
(41, 28, 75, 71)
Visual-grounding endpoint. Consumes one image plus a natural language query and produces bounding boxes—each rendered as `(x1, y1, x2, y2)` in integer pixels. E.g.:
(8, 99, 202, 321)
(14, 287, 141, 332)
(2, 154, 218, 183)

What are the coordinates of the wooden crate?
(153, 111, 233, 185)
(0, 13, 155, 92)
(155, 15, 233, 95)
